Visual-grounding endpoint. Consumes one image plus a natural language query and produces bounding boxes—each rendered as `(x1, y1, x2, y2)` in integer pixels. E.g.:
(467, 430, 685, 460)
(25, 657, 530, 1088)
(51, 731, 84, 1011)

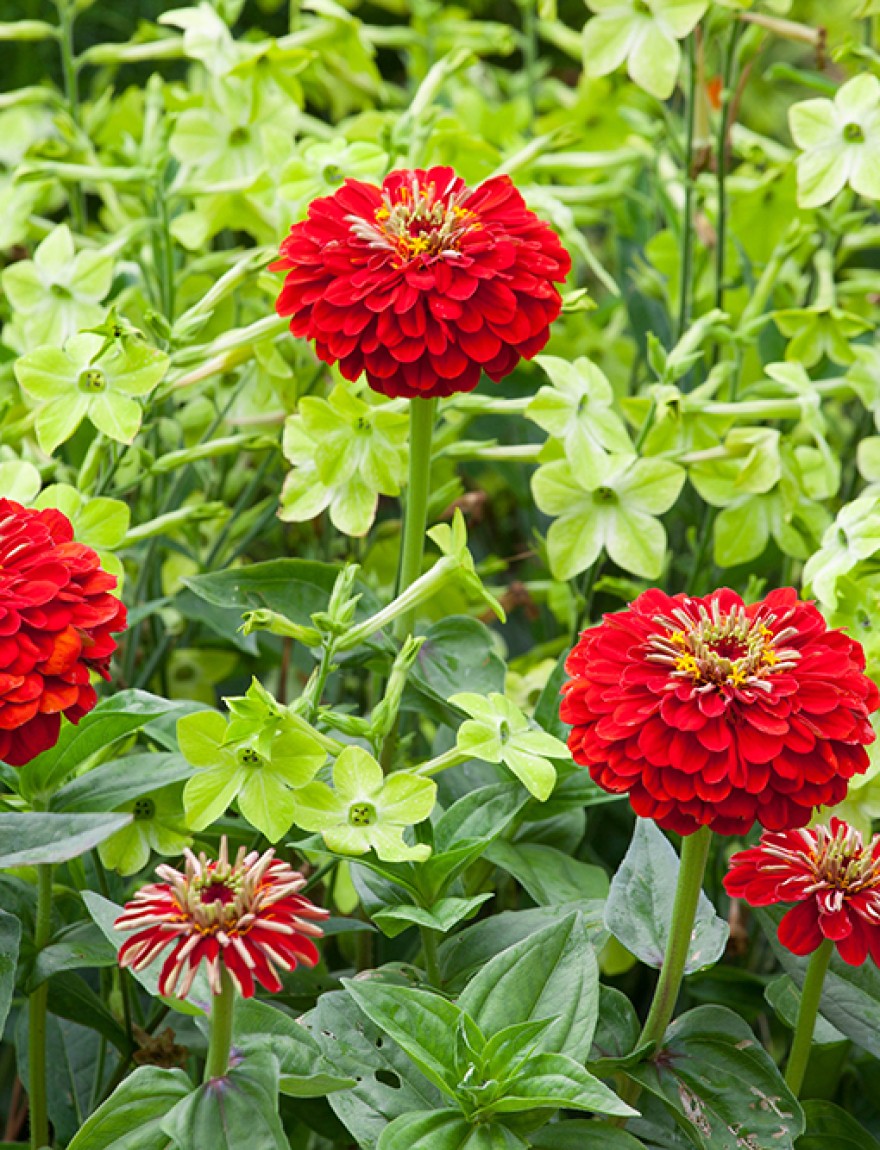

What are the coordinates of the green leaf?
(439, 904, 608, 993)
(605, 820, 728, 975)
(378, 1112, 527, 1150)
(494, 1052, 634, 1117)
(797, 1101, 880, 1150)
(0, 909, 21, 1037)
(235, 999, 355, 1097)
(342, 979, 464, 1099)
(407, 617, 506, 723)
(529, 1121, 647, 1148)
(51, 753, 193, 812)
(305, 988, 446, 1147)
(66, 1066, 193, 1150)
(0, 812, 132, 868)
(764, 976, 846, 1046)
(629, 1005, 804, 1149)
(183, 558, 380, 628)
(484, 841, 608, 905)
(458, 912, 599, 1061)
(373, 895, 493, 938)
(20, 690, 175, 801)
(31, 921, 116, 988)
(162, 1051, 288, 1150)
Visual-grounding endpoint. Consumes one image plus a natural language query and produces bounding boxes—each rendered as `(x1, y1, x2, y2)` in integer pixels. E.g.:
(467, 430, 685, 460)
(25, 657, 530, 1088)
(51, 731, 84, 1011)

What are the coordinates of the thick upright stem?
(204, 966, 236, 1082)
(784, 938, 833, 1097)
(619, 825, 712, 1111)
(394, 397, 437, 640)
(677, 33, 698, 344)
(28, 864, 53, 1150)
(55, 1, 85, 232)
(715, 22, 742, 313)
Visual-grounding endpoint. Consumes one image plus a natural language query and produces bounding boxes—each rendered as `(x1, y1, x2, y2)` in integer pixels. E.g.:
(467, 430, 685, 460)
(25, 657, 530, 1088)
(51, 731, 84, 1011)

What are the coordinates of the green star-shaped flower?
(294, 746, 437, 862)
(790, 74, 880, 209)
(280, 386, 408, 537)
(179, 709, 327, 842)
(582, 0, 708, 101)
(98, 785, 192, 876)
(14, 332, 169, 454)
(450, 692, 569, 801)
(531, 453, 684, 581)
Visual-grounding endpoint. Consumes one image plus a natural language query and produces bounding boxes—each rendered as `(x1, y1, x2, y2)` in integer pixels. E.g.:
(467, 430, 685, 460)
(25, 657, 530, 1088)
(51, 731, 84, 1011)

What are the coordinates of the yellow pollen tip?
(671, 631, 687, 646)
(729, 666, 748, 687)
(762, 649, 778, 666)
(675, 654, 700, 677)
(759, 624, 773, 638)
(375, 207, 390, 220)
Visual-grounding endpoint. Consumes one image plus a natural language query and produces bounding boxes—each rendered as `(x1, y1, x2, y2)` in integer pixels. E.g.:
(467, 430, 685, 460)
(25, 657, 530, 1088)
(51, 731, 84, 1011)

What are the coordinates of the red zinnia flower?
(561, 587, 879, 837)
(272, 165, 571, 400)
(115, 839, 329, 998)
(0, 498, 126, 766)
(724, 819, 880, 966)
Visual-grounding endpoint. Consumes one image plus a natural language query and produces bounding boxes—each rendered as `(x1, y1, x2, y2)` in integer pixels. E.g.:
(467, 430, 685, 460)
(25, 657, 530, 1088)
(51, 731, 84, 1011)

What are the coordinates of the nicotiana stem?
(784, 938, 834, 1096)
(620, 825, 713, 1111)
(204, 965, 236, 1082)
(394, 397, 437, 640)
(28, 863, 53, 1150)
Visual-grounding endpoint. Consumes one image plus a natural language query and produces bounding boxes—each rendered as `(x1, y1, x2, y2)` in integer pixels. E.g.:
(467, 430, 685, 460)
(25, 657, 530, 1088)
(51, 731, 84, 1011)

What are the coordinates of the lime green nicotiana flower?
(582, 0, 708, 101)
(789, 74, 880, 209)
(294, 746, 437, 863)
(14, 332, 169, 454)
(98, 784, 192, 876)
(179, 709, 327, 842)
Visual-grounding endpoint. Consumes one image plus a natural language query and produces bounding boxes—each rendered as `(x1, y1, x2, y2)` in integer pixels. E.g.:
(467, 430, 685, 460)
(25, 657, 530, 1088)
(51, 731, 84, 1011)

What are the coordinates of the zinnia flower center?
(808, 823, 880, 895)
(348, 177, 478, 264)
(647, 602, 800, 691)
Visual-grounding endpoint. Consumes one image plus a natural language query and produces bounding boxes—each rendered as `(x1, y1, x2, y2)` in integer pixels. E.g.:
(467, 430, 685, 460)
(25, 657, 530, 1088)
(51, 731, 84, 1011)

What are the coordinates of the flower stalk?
(28, 863, 53, 1150)
(785, 938, 833, 1096)
(620, 825, 712, 1110)
(395, 396, 437, 640)
(204, 965, 236, 1082)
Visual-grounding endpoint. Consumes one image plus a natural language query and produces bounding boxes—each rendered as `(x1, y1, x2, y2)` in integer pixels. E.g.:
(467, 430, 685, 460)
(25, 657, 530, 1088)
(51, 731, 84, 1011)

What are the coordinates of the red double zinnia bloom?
(725, 819, 880, 966)
(115, 840, 328, 998)
(0, 498, 126, 766)
(561, 588, 879, 836)
(272, 165, 571, 399)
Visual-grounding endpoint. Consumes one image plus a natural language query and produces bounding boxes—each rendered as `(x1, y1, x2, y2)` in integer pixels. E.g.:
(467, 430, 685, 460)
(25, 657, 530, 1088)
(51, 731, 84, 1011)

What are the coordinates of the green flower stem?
(677, 32, 698, 345)
(54, 0, 85, 233)
(620, 826, 712, 1111)
(394, 397, 437, 641)
(784, 938, 834, 1097)
(715, 21, 742, 314)
(420, 924, 442, 988)
(337, 557, 456, 652)
(416, 745, 473, 777)
(28, 863, 53, 1150)
(204, 965, 236, 1082)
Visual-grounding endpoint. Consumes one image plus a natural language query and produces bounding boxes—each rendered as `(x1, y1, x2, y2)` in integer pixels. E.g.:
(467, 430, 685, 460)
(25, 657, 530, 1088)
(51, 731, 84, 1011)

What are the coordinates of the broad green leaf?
(438, 903, 608, 992)
(0, 812, 132, 868)
(373, 895, 494, 939)
(378, 1111, 527, 1150)
(342, 979, 464, 1098)
(66, 1066, 193, 1150)
(51, 753, 193, 813)
(20, 690, 175, 801)
(407, 617, 506, 724)
(0, 909, 21, 1037)
(306, 988, 446, 1147)
(797, 1101, 880, 1150)
(628, 1005, 804, 1149)
(235, 999, 355, 1097)
(605, 820, 728, 975)
(162, 1051, 287, 1150)
(494, 1052, 634, 1117)
(485, 841, 608, 905)
(31, 921, 116, 988)
(530, 1121, 646, 1149)
(458, 912, 600, 1061)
